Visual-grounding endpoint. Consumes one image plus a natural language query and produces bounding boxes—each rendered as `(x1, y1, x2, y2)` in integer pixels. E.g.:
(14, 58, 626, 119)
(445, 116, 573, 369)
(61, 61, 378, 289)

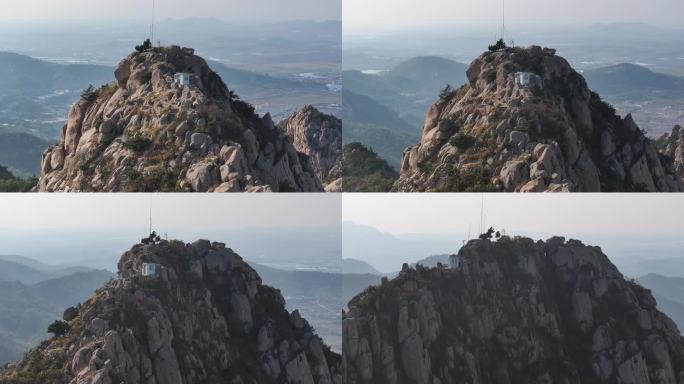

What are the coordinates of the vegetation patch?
(449, 133, 476, 150)
(342, 143, 398, 192)
(0, 176, 37, 192)
(140, 69, 153, 84)
(124, 134, 152, 153)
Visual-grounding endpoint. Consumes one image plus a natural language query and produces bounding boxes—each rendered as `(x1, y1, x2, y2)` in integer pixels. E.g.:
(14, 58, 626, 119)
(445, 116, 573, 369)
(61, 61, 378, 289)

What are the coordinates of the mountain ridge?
(395, 45, 684, 192)
(344, 235, 684, 383)
(0, 239, 342, 383)
(37, 45, 323, 192)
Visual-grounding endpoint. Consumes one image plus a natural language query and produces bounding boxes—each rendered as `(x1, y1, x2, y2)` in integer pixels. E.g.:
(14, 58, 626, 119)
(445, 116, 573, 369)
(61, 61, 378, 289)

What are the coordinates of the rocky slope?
(37, 46, 322, 192)
(277, 106, 342, 191)
(342, 143, 398, 192)
(343, 236, 684, 383)
(0, 239, 341, 384)
(395, 45, 684, 192)
(657, 125, 684, 179)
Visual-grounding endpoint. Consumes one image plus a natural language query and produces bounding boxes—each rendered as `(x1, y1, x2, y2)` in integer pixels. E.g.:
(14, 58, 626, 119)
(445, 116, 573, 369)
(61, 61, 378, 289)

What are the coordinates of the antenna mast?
(501, 0, 505, 41)
(151, 0, 156, 45)
(148, 198, 152, 235)
(480, 195, 484, 234)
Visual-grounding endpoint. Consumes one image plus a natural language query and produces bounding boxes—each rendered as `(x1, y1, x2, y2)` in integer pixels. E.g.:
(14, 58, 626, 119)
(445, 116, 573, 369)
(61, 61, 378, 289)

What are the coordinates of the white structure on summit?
(449, 254, 461, 269)
(515, 72, 541, 88)
(174, 73, 194, 86)
(142, 262, 158, 277)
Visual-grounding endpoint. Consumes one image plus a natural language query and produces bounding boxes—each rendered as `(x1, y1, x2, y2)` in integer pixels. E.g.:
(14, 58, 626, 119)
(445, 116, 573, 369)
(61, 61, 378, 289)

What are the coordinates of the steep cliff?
(657, 125, 684, 179)
(277, 106, 342, 191)
(395, 46, 684, 192)
(343, 236, 684, 384)
(37, 46, 322, 192)
(1, 239, 341, 384)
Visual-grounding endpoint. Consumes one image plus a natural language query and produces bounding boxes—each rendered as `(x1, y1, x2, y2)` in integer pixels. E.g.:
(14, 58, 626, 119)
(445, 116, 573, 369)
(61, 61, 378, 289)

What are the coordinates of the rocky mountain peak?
(113, 46, 228, 101)
(277, 105, 342, 190)
(343, 235, 684, 384)
(1, 239, 341, 384)
(38, 45, 322, 192)
(395, 45, 684, 192)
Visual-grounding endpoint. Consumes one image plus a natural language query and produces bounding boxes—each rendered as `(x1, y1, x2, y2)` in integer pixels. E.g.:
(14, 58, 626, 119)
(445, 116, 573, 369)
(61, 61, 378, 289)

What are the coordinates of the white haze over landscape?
(344, 0, 684, 31)
(343, 194, 684, 276)
(0, 194, 342, 272)
(0, 0, 340, 22)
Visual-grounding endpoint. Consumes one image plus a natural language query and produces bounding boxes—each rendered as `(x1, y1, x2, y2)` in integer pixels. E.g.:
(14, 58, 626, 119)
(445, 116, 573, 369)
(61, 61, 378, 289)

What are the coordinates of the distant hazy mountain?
(250, 263, 341, 302)
(0, 52, 113, 96)
(384, 56, 468, 94)
(638, 274, 684, 301)
(342, 90, 418, 170)
(638, 273, 684, 334)
(0, 255, 93, 284)
(342, 258, 381, 275)
(584, 63, 684, 98)
(0, 260, 52, 285)
(342, 56, 467, 169)
(344, 56, 467, 111)
(412, 254, 450, 268)
(0, 52, 114, 171)
(0, 269, 112, 364)
(342, 221, 457, 273)
(210, 61, 317, 92)
(342, 89, 414, 133)
(634, 258, 684, 279)
(0, 132, 52, 175)
(583, 63, 684, 136)
(342, 70, 401, 104)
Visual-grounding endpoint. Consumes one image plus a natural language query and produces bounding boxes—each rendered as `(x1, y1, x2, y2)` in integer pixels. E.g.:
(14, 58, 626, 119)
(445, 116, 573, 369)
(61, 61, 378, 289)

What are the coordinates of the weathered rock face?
(343, 236, 684, 384)
(657, 125, 684, 179)
(1, 240, 341, 384)
(37, 46, 322, 192)
(395, 46, 684, 192)
(277, 105, 342, 189)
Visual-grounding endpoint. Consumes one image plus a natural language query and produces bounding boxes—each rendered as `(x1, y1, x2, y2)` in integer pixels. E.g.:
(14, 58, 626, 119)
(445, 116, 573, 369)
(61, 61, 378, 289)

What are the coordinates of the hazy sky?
(0, 194, 340, 233)
(343, 194, 684, 236)
(344, 0, 684, 32)
(0, 0, 340, 21)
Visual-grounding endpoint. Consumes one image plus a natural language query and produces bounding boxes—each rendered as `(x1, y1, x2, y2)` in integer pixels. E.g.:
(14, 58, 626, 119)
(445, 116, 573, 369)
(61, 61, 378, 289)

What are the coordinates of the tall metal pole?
(501, 0, 505, 41)
(149, 197, 152, 235)
(151, 0, 155, 45)
(480, 195, 484, 234)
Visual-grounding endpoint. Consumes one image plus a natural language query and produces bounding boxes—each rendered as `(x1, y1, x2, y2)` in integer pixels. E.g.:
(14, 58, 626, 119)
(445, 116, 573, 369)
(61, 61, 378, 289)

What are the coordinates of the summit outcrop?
(38, 46, 322, 192)
(344, 236, 684, 383)
(395, 46, 684, 192)
(1, 239, 341, 383)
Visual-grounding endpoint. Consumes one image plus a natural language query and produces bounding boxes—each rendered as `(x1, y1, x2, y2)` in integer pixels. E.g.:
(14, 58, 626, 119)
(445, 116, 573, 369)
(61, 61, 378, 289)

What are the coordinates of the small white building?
(142, 263, 158, 277)
(515, 72, 540, 88)
(174, 73, 193, 86)
(449, 254, 461, 269)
